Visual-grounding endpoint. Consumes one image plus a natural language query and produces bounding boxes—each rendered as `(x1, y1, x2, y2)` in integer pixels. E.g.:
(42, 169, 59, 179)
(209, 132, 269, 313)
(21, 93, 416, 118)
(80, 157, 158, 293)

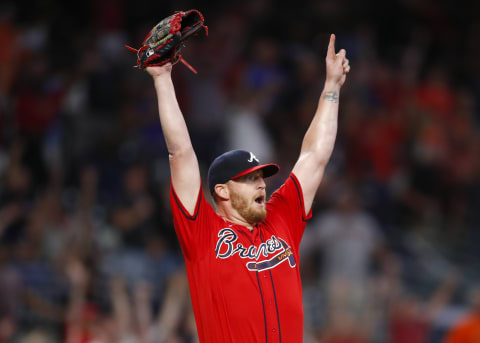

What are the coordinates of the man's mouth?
(255, 195, 265, 205)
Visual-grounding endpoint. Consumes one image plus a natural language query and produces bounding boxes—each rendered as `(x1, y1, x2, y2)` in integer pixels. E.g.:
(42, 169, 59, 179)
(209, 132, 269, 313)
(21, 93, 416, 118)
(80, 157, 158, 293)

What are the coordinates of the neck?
(216, 208, 255, 231)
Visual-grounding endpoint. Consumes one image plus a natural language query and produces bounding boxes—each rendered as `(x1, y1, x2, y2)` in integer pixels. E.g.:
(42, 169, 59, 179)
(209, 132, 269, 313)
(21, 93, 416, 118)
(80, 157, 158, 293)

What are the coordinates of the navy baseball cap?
(207, 150, 279, 194)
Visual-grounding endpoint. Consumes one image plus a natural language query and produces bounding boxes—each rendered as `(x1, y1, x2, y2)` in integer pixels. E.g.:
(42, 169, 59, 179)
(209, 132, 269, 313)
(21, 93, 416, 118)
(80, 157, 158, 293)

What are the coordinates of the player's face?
(227, 170, 267, 224)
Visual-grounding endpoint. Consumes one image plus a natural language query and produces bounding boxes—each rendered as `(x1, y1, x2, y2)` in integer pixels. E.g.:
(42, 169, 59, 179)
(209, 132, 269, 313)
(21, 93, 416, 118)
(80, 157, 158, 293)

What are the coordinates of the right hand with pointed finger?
(325, 34, 350, 88)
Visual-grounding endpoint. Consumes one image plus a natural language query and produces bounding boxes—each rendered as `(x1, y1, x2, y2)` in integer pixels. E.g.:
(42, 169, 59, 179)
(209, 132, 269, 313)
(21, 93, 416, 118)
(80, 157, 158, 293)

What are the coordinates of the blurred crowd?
(1, 0, 480, 342)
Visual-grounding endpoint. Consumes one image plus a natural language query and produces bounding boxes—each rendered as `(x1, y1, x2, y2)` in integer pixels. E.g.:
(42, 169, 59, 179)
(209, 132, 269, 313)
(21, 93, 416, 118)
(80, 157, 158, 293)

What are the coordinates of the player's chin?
(251, 206, 267, 223)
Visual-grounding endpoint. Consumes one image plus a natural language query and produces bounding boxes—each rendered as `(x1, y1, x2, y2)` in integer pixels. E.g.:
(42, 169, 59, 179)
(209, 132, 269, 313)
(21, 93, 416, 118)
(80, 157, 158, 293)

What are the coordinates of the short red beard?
(230, 191, 266, 224)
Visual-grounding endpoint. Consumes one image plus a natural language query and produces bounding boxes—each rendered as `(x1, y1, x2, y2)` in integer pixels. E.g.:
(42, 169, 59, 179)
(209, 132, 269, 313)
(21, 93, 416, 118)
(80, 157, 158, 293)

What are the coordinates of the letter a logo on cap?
(247, 152, 259, 163)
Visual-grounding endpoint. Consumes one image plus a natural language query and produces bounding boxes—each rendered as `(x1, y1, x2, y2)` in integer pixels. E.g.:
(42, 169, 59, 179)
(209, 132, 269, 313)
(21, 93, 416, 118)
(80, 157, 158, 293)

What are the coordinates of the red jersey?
(170, 173, 311, 343)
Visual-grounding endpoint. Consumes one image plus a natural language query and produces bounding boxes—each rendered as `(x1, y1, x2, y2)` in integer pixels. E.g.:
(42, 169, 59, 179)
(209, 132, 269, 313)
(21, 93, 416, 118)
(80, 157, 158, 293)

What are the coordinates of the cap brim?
(231, 163, 280, 180)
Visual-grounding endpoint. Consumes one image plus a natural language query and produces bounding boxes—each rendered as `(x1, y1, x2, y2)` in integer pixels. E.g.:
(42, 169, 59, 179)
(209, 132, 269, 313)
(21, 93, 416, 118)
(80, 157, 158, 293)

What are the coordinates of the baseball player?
(146, 33, 349, 342)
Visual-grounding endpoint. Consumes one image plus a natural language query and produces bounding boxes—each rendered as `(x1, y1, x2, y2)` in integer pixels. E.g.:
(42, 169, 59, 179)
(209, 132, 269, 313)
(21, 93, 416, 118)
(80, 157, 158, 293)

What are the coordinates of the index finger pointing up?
(327, 34, 336, 59)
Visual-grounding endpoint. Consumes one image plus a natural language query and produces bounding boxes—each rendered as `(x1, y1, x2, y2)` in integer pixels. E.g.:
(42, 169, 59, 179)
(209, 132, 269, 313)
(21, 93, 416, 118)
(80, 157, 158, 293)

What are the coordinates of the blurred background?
(1, 0, 480, 342)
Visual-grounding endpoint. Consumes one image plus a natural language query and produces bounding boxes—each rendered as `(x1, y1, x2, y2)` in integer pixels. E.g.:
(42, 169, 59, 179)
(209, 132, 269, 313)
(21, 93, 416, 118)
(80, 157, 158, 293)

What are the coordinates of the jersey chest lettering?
(215, 228, 296, 271)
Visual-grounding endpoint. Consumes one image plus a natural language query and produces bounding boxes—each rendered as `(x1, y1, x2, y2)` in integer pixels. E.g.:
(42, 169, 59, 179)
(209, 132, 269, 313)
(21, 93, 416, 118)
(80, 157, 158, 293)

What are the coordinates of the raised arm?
(147, 64, 201, 215)
(292, 34, 350, 213)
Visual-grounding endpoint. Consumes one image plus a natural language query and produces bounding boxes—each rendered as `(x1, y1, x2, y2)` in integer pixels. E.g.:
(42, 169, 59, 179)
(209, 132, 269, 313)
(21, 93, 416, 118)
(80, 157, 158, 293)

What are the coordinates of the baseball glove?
(125, 10, 208, 73)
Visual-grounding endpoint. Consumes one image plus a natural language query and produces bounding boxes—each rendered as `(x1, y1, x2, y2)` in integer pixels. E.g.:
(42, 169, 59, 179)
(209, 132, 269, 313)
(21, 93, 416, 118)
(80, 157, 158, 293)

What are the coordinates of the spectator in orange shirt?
(443, 286, 480, 343)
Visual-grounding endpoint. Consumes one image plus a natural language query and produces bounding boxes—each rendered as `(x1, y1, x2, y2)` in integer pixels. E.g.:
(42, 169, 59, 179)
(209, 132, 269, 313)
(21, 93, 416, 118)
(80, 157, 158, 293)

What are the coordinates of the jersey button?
(272, 328, 276, 333)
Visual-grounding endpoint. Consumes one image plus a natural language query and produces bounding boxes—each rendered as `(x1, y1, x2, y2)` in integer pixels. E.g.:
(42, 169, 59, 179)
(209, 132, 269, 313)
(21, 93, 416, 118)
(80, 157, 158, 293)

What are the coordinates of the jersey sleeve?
(266, 173, 312, 250)
(170, 181, 216, 262)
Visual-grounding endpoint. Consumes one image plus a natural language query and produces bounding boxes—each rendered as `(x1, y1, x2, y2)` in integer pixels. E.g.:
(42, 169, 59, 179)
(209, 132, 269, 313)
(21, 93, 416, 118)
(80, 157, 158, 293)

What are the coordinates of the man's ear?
(214, 184, 229, 200)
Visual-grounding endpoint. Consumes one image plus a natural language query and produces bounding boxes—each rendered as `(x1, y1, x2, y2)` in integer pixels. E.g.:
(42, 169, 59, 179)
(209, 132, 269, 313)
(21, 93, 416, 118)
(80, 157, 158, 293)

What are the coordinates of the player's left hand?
(146, 63, 173, 79)
(325, 34, 350, 88)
